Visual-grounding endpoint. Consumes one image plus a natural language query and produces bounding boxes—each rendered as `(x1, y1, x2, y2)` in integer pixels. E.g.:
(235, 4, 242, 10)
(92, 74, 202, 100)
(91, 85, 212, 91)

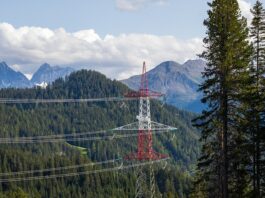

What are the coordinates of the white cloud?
(238, 0, 253, 23)
(115, 0, 167, 11)
(73, 29, 101, 43)
(0, 22, 203, 79)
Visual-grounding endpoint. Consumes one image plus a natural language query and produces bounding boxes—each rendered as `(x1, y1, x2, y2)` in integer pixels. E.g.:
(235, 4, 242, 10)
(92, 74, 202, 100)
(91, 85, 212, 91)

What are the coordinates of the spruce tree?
(193, 0, 252, 197)
(248, 1, 265, 196)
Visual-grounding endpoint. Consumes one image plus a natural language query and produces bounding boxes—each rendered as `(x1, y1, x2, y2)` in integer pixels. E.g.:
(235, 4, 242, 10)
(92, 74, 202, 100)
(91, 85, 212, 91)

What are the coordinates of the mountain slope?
(0, 62, 75, 89)
(31, 63, 74, 85)
(0, 70, 199, 197)
(121, 59, 206, 113)
(0, 62, 32, 88)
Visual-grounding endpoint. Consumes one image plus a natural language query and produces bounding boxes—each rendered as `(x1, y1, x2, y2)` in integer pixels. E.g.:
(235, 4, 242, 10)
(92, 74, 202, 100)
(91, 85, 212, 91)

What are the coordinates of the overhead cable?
(0, 158, 169, 183)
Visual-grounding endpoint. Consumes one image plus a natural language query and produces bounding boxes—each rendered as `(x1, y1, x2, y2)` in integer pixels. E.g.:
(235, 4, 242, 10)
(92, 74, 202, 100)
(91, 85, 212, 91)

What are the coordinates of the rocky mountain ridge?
(121, 59, 206, 112)
(0, 62, 74, 89)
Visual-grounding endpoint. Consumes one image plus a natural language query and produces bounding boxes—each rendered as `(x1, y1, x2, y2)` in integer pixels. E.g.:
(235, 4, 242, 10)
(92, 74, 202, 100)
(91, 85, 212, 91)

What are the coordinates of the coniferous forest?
(192, 0, 265, 197)
(0, 70, 200, 198)
(0, 1, 265, 198)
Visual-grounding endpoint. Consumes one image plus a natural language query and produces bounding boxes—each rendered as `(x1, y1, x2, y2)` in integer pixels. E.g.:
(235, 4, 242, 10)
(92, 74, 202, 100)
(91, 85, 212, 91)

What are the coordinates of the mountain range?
(121, 59, 206, 113)
(0, 62, 74, 89)
(0, 59, 206, 112)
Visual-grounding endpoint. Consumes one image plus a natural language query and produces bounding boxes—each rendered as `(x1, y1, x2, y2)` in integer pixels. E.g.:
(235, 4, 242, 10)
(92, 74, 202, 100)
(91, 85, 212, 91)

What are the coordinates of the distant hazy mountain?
(121, 59, 206, 113)
(0, 62, 32, 88)
(0, 62, 75, 89)
(31, 63, 75, 85)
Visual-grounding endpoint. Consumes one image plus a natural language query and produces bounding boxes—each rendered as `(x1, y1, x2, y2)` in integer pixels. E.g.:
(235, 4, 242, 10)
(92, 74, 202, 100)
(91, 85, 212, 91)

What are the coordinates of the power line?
(0, 97, 137, 104)
(0, 158, 169, 183)
(0, 159, 120, 176)
(0, 122, 177, 142)
(0, 130, 108, 140)
(0, 130, 172, 144)
(0, 131, 108, 140)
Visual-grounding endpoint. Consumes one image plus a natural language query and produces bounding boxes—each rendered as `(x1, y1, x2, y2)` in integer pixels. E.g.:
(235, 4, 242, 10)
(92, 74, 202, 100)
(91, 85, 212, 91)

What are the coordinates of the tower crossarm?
(124, 90, 164, 98)
(112, 121, 177, 131)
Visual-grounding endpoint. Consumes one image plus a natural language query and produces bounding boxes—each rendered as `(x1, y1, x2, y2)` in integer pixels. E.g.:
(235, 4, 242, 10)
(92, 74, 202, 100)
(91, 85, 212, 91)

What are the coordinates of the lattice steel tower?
(123, 62, 168, 198)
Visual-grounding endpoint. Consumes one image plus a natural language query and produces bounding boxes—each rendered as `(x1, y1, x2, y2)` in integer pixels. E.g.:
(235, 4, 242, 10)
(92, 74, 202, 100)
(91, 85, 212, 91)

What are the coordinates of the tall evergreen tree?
(193, 0, 252, 197)
(248, 1, 265, 196)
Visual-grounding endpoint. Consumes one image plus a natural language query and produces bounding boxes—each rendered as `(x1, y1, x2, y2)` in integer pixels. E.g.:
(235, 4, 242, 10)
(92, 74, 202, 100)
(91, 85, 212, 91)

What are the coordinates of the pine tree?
(193, 0, 252, 197)
(248, 1, 265, 196)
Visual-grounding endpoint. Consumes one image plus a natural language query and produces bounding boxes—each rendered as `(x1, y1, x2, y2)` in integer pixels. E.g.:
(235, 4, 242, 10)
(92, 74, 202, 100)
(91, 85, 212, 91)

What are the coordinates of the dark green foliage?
(0, 70, 199, 197)
(192, 0, 252, 197)
(244, 1, 265, 196)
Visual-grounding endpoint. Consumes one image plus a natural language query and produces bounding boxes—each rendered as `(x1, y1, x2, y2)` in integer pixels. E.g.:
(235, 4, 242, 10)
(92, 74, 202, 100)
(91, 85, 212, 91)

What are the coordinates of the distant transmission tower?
(116, 62, 172, 198)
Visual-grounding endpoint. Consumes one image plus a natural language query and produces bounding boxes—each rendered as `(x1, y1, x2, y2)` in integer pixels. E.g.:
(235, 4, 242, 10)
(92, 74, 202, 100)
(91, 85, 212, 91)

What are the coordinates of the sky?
(0, 0, 257, 79)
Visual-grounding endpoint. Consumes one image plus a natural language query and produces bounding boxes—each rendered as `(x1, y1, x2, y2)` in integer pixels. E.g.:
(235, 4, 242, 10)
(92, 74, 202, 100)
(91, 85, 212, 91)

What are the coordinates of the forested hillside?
(0, 70, 200, 198)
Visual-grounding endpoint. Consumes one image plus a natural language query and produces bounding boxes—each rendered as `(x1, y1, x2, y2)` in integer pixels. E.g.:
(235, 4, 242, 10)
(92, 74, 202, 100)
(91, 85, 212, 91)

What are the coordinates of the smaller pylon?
(149, 162, 155, 198)
(135, 166, 146, 198)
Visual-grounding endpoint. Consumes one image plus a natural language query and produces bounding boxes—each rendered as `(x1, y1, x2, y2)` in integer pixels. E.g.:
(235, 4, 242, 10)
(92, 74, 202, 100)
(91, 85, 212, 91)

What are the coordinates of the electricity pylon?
(114, 62, 177, 198)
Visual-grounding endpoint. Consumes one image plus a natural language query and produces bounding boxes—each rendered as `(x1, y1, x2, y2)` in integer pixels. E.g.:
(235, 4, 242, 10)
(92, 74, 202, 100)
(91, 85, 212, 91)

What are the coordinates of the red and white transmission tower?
(115, 62, 175, 198)
(124, 62, 168, 162)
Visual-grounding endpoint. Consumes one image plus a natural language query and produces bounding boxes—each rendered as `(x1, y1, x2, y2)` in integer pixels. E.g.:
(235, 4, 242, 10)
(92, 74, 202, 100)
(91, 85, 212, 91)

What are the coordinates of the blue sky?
(0, 0, 257, 79)
(1, 0, 210, 38)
